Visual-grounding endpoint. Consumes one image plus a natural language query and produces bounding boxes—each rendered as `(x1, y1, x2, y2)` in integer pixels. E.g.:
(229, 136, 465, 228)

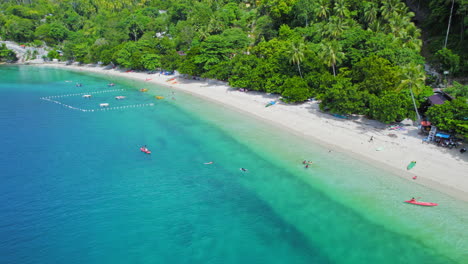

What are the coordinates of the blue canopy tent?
(435, 132, 451, 139)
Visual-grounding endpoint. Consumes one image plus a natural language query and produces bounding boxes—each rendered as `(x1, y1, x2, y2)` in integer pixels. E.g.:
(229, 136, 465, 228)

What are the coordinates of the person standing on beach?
(369, 136, 374, 142)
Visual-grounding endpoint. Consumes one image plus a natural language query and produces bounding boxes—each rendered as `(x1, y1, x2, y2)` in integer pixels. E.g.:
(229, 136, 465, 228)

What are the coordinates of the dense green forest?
(0, 0, 466, 136)
(0, 43, 17, 61)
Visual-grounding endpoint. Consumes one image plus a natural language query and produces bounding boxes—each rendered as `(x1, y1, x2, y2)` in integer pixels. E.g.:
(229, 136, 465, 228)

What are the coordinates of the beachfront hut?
(428, 91, 453, 106)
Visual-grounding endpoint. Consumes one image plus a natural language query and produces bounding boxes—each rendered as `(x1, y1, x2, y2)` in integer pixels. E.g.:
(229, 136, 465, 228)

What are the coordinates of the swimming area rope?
(40, 89, 155, 112)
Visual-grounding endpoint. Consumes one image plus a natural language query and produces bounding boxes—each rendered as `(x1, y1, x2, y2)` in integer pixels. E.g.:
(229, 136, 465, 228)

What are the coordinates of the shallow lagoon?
(0, 65, 466, 264)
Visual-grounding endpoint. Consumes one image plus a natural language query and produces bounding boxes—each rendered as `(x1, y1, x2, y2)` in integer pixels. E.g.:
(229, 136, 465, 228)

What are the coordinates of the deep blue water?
(0, 65, 466, 264)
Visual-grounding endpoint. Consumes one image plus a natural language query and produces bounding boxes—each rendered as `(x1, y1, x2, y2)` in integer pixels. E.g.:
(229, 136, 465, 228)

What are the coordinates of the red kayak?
(140, 147, 151, 154)
(405, 200, 438, 206)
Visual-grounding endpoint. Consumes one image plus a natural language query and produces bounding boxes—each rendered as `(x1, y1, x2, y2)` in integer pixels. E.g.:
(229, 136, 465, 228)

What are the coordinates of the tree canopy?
(0, 43, 18, 62)
(0, 0, 466, 125)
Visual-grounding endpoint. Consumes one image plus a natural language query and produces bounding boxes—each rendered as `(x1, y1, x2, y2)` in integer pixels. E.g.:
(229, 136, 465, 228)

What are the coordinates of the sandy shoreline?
(37, 63, 468, 202)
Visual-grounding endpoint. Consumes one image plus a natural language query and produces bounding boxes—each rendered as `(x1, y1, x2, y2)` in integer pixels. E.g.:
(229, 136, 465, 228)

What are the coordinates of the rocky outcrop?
(0, 41, 49, 63)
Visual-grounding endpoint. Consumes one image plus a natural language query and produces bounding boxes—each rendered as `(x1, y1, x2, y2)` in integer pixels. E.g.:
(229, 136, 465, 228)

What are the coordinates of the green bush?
(47, 50, 60, 60)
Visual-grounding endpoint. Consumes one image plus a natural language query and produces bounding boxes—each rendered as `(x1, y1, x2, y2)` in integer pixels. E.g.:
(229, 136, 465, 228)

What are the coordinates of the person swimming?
(240, 168, 248, 172)
(204, 161, 214, 165)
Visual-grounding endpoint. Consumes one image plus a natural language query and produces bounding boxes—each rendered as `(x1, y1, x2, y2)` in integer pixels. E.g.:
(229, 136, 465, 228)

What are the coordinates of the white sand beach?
(40, 63, 468, 201)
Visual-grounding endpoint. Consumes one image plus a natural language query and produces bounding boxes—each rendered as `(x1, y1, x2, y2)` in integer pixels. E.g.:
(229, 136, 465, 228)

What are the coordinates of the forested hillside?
(408, 0, 467, 77)
(0, 0, 466, 133)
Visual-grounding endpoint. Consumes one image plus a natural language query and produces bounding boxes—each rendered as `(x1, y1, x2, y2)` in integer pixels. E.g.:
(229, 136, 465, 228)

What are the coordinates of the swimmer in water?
(204, 161, 214, 165)
(240, 168, 248, 172)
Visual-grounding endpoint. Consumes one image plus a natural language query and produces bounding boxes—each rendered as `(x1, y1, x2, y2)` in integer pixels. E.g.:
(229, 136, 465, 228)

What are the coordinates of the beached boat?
(155, 96, 164, 100)
(332, 113, 348, 119)
(265, 101, 276, 107)
(404, 200, 438, 206)
(140, 147, 151, 154)
(407, 161, 416, 170)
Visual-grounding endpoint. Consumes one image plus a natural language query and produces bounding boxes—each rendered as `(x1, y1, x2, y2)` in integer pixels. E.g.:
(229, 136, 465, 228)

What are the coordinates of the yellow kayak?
(140, 88, 148, 92)
(155, 96, 164, 100)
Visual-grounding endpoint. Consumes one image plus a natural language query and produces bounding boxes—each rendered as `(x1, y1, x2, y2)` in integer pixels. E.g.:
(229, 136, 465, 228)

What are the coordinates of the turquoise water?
(0, 65, 467, 264)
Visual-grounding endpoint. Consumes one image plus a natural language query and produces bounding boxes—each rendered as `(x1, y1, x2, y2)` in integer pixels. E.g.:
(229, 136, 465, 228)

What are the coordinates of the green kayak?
(407, 161, 416, 170)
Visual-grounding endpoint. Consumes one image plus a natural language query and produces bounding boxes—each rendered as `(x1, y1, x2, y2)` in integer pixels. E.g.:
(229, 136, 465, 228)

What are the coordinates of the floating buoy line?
(40, 89, 124, 99)
(40, 89, 154, 112)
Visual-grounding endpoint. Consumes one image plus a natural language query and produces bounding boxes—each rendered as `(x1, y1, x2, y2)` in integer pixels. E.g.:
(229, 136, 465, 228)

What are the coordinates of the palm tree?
(196, 25, 211, 41)
(288, 41, 306, 78)
(400, 24, 422, 51)
(295, 0, 315, 26)
(399, 63, 426, 122)
(368, 20, 382, 33)
(323, 16, 349, 39)
(208, 15, 224, 34)
(333, 0, 349, 20)
(94, 38, 109, 46)
(319, 40, 344, 76)
(386, 16, 409, 37)
(313, 0, 330, 21)
(362, 1, 378, 26)
(444, 0, 455, 48)
(380, 0, 406, 21)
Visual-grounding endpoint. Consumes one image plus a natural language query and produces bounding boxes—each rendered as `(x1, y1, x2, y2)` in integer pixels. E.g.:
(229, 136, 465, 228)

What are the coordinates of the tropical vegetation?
(0, 43, 17, 62)
(0, 0, 466, 136)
